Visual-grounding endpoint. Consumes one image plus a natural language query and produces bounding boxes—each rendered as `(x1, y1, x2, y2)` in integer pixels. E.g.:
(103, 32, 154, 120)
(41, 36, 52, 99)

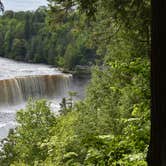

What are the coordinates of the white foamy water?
(0, 57, 65, 80)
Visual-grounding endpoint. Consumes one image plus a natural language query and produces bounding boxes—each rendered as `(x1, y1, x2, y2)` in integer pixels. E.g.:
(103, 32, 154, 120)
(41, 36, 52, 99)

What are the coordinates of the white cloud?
(3, 0, 48, 11)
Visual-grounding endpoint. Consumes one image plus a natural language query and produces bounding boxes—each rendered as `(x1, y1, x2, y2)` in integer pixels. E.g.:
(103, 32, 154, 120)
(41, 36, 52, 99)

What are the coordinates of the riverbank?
(59, 65, 92, 79)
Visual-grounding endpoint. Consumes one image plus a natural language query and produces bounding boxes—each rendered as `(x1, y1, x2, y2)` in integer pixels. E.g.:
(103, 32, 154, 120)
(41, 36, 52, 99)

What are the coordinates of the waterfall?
(0, 74, 71, 106)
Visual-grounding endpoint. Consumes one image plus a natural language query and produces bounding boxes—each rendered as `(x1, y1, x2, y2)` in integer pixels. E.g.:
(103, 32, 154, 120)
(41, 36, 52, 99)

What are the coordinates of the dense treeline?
(0, 7, 97, 70)
(0, 0, 151, 165)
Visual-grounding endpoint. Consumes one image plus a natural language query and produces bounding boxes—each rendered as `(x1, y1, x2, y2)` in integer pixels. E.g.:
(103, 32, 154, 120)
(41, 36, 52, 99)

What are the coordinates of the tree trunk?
(148, 0, 166, 165)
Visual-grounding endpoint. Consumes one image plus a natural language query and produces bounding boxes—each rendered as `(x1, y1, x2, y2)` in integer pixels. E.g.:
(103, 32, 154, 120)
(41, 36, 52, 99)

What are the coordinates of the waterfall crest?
(0, 74, 71, 106)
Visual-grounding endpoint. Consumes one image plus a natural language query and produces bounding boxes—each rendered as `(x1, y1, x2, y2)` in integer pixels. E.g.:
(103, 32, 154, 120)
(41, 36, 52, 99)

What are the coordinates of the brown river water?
(0, 57, 89, 138)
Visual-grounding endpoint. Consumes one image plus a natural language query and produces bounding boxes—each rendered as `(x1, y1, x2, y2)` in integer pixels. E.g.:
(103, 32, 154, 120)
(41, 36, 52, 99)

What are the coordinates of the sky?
(2, 0, 48, 11)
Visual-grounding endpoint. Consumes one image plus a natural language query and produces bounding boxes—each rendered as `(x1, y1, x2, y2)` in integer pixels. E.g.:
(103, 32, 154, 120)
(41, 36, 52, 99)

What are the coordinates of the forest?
(0, 0, 151, 165)
(0, 7, 97, 70)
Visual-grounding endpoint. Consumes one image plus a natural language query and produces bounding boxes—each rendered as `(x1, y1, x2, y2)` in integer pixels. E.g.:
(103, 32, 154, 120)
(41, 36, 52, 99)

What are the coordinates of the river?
(0, 57, 89, 139)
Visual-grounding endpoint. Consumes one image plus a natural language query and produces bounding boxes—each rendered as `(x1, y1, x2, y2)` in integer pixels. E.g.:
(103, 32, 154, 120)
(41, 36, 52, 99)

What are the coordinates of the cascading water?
(0, 57, 75, 138)
(0, 75, 71, 106)
(0, 57, 89, 138)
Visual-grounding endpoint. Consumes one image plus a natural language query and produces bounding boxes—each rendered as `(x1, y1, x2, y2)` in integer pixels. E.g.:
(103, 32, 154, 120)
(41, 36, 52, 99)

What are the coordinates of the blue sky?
(3, 0, 48, 11)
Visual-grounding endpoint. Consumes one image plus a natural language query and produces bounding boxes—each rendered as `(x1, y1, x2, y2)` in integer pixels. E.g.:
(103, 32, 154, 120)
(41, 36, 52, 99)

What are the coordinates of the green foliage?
(0, 0, 150, 165)
(0, 8, 97, 70)
(11, 38, 27, 60)
(0, 99, 56, 165)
